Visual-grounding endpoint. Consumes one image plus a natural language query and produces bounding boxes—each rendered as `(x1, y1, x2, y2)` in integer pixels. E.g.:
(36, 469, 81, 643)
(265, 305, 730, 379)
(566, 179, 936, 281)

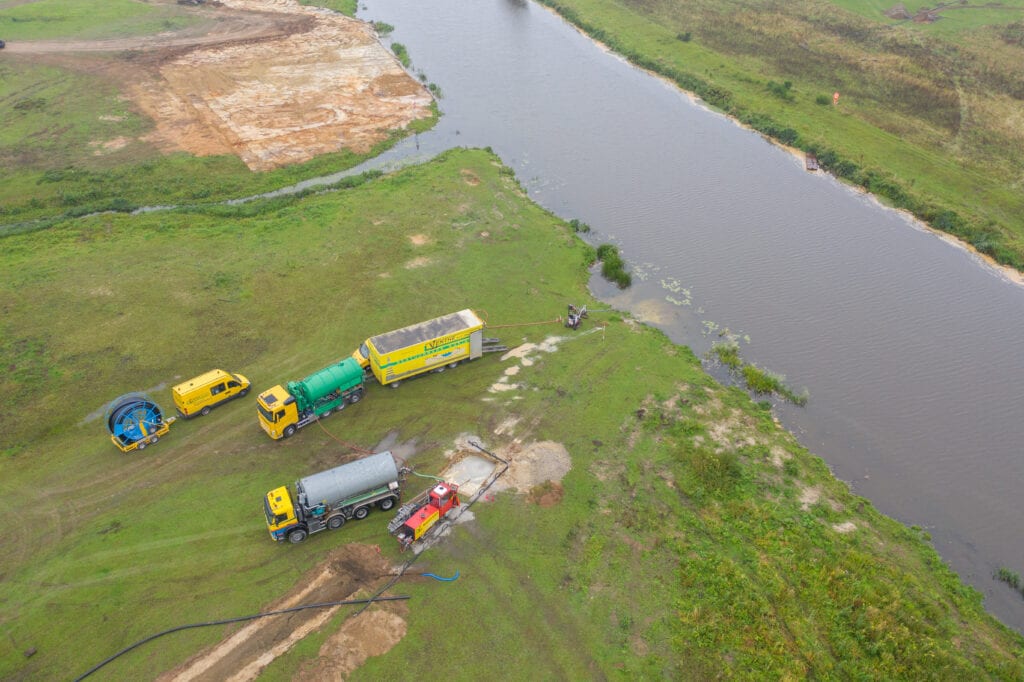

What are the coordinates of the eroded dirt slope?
(6, 0, 434, 170)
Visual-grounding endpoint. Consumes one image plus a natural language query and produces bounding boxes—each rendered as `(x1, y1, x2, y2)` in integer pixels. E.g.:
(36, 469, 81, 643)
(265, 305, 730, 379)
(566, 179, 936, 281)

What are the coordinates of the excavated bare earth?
(7, 0, 433, 171)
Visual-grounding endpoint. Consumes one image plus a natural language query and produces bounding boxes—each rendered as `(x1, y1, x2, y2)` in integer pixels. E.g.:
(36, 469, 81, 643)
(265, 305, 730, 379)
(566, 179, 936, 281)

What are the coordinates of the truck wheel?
(149, 435, 159, 445)
(378, 497, 396, 511)
(448, 361, 460, 369)
(353, 506, 370, 520)
(389, 381, 401, 389)
(348, 390, 363, 404)
(287, 528, 308, 543)
(283, 425, 297, 438)
(201, 406, 211, 417)
(137, 440, 147, 450)
(327, 515, 345, 530)
(320, 409, 331, 419)
(239, 388, 249, 397)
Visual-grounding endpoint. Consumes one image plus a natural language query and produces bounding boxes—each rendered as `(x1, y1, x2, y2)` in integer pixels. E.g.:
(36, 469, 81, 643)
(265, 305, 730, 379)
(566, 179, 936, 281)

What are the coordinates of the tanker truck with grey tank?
(264, 451, 405, 543)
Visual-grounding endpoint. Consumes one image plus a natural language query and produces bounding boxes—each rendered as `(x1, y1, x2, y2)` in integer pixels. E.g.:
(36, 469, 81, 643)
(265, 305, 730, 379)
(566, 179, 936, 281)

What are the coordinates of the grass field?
(538, 0, 1024, 269)
(2, 149, 1022, 680)
(0, 0, 198, 41)
(0, 0, 435, 226)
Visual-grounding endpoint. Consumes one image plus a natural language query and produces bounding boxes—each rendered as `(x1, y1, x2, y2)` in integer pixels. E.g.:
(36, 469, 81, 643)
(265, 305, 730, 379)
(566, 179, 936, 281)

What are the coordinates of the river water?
(348, 0, 1024, 631)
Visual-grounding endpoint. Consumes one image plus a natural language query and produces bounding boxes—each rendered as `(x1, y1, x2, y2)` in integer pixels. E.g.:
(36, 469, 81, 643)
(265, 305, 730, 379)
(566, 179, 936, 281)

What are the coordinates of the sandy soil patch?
(133, 0, 433, 170)
(799, 484, 821, 511)
(9, 0, 433, 171)
(158, 544, 394, 682)
(491, 441, 572, 493)
(299, 608, 408, 680)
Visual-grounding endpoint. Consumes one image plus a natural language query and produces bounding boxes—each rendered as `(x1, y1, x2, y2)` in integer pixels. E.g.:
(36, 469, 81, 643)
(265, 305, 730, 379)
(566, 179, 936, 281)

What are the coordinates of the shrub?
(595, 243, 631, 288)
(766, 80, 794, 101)
(569, 218, 590, 233)
(816, 94, 831, 106)
(390, 42, 411, 68)
(676, 32, 692, 42)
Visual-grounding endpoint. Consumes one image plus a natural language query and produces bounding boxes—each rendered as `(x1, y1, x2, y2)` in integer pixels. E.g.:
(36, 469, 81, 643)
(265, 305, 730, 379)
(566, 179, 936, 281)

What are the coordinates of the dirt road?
(4, 0, 433, 171)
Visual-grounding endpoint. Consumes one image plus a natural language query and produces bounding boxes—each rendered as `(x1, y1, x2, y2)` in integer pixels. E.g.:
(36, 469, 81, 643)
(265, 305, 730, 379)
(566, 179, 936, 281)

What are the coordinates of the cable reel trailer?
(105, 392, 176, 453)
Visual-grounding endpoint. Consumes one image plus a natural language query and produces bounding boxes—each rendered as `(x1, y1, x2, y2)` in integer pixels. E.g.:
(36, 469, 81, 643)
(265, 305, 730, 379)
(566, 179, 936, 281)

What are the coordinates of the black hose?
(74, 594, 410, 681)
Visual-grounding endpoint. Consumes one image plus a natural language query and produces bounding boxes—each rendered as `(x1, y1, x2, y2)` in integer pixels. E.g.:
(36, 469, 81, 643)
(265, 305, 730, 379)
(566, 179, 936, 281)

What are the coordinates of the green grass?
(1, 149, 1021, 680)
(0, 0, 198, 41)
(300, 0, 357, 16)
(537, 0, 1024, 270)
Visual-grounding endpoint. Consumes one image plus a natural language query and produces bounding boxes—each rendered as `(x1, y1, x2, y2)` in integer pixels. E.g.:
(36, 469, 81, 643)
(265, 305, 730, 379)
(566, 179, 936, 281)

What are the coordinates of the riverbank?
(535, 0, 1024, 273)
(2, 149, 1021, 679)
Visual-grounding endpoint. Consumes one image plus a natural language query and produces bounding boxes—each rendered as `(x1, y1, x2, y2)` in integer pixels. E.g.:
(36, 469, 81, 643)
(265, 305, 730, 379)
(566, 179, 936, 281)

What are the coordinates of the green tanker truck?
(255, 357, 365, 440)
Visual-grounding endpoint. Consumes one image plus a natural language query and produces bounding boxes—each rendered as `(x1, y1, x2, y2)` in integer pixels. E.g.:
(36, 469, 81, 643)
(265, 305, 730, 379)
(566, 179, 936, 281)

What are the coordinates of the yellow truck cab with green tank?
(256, 358, 365, 439)
(351, 309, 486, 387)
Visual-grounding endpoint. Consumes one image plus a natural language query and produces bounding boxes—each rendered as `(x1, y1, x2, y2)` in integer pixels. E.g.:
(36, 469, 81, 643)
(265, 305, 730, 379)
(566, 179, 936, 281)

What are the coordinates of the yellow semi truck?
(351, 309, 489, 387)
(257, 309, 504, 440)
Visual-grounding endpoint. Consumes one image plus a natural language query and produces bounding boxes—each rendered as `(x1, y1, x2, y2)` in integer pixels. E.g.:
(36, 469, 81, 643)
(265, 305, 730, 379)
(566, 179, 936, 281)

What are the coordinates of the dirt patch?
(527, 480, 565, 507)
(159, 543, 395, 682)
(133, 0, 433, 170)
(492, 440, 572, 493)
(298, 607, 409, 680)
(798, 484, 821, 511)
(9, 0, 433, 171)
(404, 256, 432, 269)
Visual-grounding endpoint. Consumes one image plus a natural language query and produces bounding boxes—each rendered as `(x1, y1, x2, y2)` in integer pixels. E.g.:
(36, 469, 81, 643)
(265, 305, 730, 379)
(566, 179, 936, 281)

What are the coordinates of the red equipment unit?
(394, 482, 460, 549)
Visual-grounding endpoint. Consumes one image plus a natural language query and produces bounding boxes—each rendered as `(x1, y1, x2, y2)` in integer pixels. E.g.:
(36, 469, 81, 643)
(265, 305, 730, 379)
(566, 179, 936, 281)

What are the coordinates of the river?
(347, 0, 1024, 631)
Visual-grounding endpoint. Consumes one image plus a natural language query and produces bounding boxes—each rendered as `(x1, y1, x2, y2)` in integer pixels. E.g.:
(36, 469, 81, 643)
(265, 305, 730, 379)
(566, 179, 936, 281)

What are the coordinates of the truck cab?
(351, 342, 371, 370)
(264, 486, 299, 541)
(256, 385, 298, 439)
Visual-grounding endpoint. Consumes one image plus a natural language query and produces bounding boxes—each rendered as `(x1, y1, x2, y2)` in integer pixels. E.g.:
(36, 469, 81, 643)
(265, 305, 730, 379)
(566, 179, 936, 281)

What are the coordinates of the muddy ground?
(5, 0, 433, 170)
(158, 543, 403, 682)
(157, 426, 570, 680)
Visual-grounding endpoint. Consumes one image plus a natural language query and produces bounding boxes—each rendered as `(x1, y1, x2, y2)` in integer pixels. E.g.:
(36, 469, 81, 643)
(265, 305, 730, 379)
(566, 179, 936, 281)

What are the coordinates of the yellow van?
(172, 369, 251, 418)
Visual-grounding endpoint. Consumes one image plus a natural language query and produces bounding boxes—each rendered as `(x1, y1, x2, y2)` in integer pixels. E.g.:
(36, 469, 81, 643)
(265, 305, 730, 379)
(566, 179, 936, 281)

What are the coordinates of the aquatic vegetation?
(596, 243, 632, 288)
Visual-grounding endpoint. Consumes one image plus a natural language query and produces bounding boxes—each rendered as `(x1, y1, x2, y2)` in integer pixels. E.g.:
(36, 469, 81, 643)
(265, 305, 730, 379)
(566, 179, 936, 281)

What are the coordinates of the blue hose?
(421, 570, 460, 582)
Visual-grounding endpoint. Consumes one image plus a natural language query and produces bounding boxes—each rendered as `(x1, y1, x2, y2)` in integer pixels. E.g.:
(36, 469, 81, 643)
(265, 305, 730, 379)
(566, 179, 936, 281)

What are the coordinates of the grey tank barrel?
(296, 451, 399, 506)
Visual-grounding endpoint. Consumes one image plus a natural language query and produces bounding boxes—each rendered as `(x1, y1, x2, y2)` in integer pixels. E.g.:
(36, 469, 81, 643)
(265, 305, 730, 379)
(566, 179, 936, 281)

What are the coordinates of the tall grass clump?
(711, 341, 742, 369)
(390, 42, 411, 67)
(595, 243, 631, 288)
(995, 567, 1021, 591)
(569, 218, 590, 233)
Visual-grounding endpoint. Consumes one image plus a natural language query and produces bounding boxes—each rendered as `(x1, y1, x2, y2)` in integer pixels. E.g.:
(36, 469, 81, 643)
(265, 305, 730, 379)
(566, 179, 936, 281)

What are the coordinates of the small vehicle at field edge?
(388, 481, 461, 550)
(172, 369, 250, 418)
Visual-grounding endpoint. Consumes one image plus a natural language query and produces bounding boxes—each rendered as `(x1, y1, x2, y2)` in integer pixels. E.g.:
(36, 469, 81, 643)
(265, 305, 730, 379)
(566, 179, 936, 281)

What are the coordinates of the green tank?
(287, 357, 364, 414)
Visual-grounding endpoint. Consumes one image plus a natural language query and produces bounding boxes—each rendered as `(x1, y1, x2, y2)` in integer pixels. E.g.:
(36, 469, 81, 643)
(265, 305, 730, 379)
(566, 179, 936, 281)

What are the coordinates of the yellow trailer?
(352, 309, 488, 387)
